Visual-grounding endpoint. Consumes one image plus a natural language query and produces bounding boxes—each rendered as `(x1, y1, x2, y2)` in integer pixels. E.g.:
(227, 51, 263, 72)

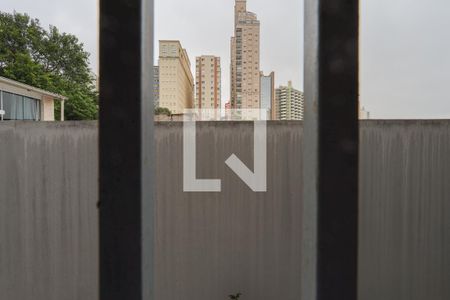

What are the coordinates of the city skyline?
(3, 0, 450, 118)
(153, 0, 302, 111)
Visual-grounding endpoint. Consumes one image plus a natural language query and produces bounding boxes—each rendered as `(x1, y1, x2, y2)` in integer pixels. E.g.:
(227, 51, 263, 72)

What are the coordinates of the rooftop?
(0, 76, 68, 101)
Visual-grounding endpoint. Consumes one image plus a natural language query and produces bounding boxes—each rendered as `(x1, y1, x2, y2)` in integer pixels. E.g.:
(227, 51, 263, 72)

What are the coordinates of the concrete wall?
(0, 120, 449, 300)
(0, 122, 98, 300)
(155, 122, 303, 300)
(359, 121, 450, 300)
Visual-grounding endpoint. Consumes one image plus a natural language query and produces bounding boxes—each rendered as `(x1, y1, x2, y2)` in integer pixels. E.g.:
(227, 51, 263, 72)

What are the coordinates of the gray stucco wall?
(359, 121, 450, 300)
(0, 121, 449, 300)
(0, 122, 98, 300)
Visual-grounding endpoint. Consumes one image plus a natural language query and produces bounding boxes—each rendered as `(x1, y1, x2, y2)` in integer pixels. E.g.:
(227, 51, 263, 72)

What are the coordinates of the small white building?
(0, 76, 67, 121)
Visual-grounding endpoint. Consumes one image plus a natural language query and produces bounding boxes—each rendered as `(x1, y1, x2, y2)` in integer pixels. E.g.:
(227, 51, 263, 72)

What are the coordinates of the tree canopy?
(0, 11, 98, 120)
(154, 107, 172, 116)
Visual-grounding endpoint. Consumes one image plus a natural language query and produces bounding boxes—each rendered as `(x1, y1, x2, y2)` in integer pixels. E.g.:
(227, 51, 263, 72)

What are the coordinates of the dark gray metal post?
(302, 0, 359, 299)
(99, 0, 154, 299)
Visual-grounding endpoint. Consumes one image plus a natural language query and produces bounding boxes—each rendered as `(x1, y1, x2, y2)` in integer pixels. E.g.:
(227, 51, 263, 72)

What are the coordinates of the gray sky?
(361, 0, 450, 119)
(2, 0, 450, 118)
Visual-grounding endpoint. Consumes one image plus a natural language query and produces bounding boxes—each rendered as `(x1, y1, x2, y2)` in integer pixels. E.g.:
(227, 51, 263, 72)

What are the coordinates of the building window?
(1, 91, 40, 121)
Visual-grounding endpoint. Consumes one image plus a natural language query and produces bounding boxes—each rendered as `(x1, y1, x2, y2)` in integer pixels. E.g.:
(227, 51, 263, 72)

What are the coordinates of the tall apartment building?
(158, 40, 194, 114)
(260, 71, 275, 119)
(195, 56, 221, 109)
(153, 66, 159, 107)
(230, 0, 261, 109)
(276, 81, 304, 120)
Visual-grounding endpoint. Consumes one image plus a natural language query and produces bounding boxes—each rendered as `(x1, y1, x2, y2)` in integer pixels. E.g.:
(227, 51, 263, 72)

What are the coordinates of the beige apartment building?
(276, 81, 304, 120)
(153, 66, 159, 107)
(158, 40, 194, 114)
(230, 0, 261, 109)
(195, 56, 221, 109)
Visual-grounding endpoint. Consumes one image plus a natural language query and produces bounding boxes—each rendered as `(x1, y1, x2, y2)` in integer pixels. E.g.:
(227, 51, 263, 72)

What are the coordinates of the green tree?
(0, 11, 98, 120)
(155, 107, 172, 116)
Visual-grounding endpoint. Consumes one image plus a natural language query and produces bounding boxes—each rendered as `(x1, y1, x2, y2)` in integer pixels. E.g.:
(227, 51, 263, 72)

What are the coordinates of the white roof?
(0, 76, 68, 101)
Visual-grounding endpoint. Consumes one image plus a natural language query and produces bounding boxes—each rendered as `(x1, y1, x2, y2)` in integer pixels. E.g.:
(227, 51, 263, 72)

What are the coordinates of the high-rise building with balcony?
(230, 0, 261, 109)
(260, 71, 275, 120)
(195, 56, 221, 109)
(158, 40, 194, 114)
(276, 81, 304, 120)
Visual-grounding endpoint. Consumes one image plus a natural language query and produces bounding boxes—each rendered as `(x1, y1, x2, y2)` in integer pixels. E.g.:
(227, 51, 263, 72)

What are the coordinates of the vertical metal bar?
(99, 0, 154, 299)
(302, 0, 359, 299)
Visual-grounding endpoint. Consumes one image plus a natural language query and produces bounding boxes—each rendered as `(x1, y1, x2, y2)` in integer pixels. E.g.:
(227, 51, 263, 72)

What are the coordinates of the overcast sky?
(2, 0, 450, 118)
